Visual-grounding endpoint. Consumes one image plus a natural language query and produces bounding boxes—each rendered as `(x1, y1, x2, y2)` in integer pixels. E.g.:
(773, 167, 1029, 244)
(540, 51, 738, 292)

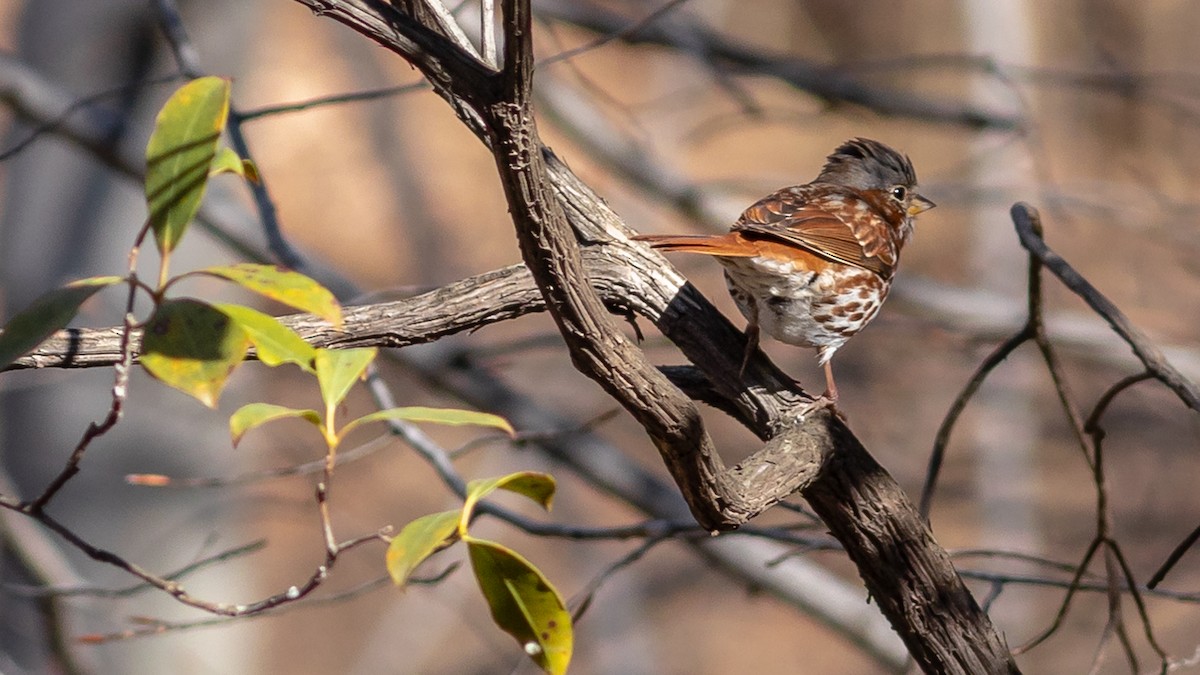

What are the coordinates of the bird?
(633, 138, 934, 410)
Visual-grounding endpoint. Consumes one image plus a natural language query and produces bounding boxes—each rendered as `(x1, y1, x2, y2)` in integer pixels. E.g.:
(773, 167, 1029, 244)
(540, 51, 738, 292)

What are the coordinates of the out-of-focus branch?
(0, 53, 292, 268)
(534, 0, 1021, 131)
(0, 52, 144, 179)
(0, 471, 94, 675)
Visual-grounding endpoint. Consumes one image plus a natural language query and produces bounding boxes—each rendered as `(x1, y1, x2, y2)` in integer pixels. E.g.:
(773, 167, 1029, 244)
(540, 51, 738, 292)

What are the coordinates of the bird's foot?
(796, 393, 845, 423)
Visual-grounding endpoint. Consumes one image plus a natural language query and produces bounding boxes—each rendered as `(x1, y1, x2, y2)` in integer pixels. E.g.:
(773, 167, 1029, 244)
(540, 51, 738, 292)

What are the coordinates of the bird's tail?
(631, 233, 758, 257)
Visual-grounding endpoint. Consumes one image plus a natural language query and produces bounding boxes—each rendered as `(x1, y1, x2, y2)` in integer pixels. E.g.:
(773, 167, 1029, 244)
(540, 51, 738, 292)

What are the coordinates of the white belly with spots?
(719, 256, 886, 363)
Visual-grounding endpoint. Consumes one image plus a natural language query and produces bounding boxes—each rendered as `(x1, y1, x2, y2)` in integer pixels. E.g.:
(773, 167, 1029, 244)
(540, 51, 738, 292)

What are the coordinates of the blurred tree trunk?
(963, 0, 1043, 631)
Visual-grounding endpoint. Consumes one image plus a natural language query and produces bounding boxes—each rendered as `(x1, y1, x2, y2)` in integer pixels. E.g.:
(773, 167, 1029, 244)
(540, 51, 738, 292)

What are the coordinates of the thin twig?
(76, 564, 456, 643)
(1012, 204, 1169, 664)
(919, 327, 1032, 519)
(0, 73, 179, 162)
(4, 540, 267, 599)
(1015, 538, 1102, 654)
(569, 535, 669, 623)
(26, 219, 152, 511)
(1108, 543, 1169, 672)
(238, 83, 429, 121)
(153, 0, 309, 270)
(1149, 523, 1200, 590)
(1012, 202, 1200, 412)
(957, 568, 1200, 603)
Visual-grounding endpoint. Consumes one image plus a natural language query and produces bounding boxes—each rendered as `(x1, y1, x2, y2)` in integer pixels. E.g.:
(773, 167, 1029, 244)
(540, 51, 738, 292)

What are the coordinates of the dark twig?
(537, 0, 692, 68)
(4, 540, 267, 599)
(1107, 543, 1169, 671)
(76, 565, 456, 643)
(919, 327, 1032, 519)
(569, 535, 669, 623)
(1007, 204, 1168, 666)
(25, 218, 152, 511)
(0, 500, 386, 617)
(956, 568, 1200, 603)
(1015, 538, 1103, 654)
(1011, 202, 1200, 412)
(1149, 523, 1200, 590)
(237, 82, 429, 121)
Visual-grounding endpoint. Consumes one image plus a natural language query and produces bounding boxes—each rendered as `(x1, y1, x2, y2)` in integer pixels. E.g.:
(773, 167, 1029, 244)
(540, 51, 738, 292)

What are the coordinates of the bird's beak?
(908, 194, 936, 216)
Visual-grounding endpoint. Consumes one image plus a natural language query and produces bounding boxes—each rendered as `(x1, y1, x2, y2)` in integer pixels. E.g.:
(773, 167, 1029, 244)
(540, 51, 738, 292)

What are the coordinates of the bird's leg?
(738, 296, 760, 378)
(797, 358, 842, 421)
(739, 321, 759, 378)
(821, 360, 839, 403)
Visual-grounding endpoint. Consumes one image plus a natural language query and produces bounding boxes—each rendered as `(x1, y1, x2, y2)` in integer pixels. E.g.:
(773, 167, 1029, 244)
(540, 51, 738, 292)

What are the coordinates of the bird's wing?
(732, 186, 896, 279)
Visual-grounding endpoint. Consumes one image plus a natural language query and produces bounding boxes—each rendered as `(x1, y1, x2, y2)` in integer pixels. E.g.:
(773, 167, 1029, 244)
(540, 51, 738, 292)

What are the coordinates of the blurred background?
(2, 0, 1200, 673)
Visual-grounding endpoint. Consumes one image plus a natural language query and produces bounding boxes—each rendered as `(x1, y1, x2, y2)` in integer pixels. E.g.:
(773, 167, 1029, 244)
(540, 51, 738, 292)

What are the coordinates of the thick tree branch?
(487, 0, 747, 530)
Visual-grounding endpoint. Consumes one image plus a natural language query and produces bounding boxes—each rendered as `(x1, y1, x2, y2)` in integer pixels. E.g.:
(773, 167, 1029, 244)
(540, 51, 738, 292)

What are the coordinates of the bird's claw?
(796, 394, 844, 423)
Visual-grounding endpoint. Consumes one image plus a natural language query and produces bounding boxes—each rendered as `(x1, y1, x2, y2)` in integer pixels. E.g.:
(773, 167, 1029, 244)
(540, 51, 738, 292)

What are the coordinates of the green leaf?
(140, 299, 249, 407)
(386, 510, 461, 587)
(468, 539, 572, 675)
(215, 303, 315, 372)
(340, 406, 514, 440)
(209, 147, 259, 182)
(314, 347, 376, 411)
(229, 402, 320, 447)
(0, 276, 122, 368)
(197, 263, 342, 328)
(145, 76, 231, 255)
(462, 472, 556, 524)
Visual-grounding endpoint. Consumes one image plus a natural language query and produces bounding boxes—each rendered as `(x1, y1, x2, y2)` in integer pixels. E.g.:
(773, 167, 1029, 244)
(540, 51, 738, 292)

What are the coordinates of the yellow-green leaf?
(386, 510, 461, 587)
(215, 303, 315, 372)
(0, 276, 122, 368)
(463, 472, 556, 525)
(209, 147, 259, 182)
(468, 539, 572, 675)
(340, 406, 514, 440)
(229, 402, 320, 447)
(140, 299, 249, 407)
(198, 264, 342, 328)
(145, 76, 231, 255)
(314, 347, 376, 411)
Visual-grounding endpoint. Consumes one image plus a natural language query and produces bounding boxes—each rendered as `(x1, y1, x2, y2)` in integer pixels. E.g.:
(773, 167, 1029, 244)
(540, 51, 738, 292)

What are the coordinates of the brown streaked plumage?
(634, 138, 934, 408)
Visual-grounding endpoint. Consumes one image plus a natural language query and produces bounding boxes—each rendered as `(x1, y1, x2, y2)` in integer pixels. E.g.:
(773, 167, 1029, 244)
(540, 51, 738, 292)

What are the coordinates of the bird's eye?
(890, 186, 907, 201)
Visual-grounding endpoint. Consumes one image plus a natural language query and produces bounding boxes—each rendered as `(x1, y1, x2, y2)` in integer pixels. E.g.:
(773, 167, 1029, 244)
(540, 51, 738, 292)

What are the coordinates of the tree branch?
(1011, 202, 1200, 412)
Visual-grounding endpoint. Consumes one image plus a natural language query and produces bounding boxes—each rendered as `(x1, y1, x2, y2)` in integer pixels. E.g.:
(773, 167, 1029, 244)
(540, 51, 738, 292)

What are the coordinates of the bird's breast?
(719, 256, 889, 353)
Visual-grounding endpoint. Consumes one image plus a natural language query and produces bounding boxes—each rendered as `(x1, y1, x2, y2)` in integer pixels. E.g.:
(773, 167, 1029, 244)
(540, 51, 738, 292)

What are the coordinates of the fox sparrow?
(634, 138, 934, 406)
